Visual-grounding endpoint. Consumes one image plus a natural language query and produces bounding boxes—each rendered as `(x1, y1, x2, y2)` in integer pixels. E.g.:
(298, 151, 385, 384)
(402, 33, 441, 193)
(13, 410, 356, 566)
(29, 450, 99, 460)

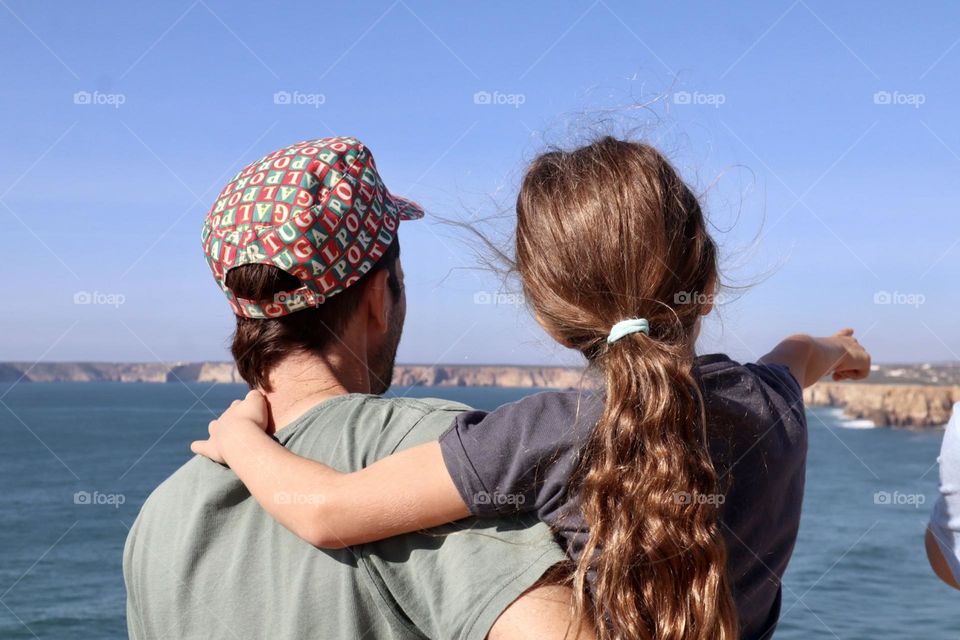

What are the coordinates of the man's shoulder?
(280, 394, 473, 467)
(296, 393, 471, 422)
(140, 395, 472, 517)
(130, 455, 235, 543)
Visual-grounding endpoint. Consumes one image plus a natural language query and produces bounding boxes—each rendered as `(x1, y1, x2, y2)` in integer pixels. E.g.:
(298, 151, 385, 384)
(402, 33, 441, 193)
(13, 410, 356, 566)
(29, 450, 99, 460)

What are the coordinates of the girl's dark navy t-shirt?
(438, 354, 807, 640)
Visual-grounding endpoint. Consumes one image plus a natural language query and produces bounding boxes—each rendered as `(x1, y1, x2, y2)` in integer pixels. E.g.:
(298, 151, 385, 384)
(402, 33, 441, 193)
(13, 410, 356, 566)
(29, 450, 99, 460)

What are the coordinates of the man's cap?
(202, 137, 423, 318)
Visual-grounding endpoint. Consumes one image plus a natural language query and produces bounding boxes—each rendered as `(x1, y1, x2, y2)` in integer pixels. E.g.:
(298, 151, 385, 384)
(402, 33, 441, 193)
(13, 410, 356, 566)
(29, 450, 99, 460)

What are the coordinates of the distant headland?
(2, 361, 958, 429)
(0, 361, 591, 389)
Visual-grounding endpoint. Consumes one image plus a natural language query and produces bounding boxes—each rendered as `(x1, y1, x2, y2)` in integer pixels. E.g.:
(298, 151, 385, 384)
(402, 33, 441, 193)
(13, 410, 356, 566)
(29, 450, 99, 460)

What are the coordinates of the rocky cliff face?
(391, 365, 593, 389)
(6, 362, 956, 427)
(0, 362, 591, 390)
(167, 362, 246, 384)
(804, 382, 959, 429)
(5, 362, 172, 383)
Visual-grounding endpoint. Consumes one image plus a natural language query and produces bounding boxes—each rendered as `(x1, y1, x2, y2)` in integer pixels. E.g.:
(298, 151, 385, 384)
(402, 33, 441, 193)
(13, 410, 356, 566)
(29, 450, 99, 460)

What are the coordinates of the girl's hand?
(191, 390, 271, 464)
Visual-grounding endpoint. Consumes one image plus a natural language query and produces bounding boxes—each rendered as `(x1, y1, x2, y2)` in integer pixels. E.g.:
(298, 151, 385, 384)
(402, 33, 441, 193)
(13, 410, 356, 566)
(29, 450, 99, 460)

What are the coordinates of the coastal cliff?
(391, 365, 591, 389)
(0, 361, 247, 384)
(0, 362, 589, 390)
(804, 382, 959, 429)
(4, 361, 958, 428)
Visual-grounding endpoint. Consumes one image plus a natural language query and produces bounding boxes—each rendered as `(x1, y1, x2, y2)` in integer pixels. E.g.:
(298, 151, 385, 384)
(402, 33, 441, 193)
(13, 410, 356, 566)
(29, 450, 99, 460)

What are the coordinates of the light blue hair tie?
(607, 318, 650, 344)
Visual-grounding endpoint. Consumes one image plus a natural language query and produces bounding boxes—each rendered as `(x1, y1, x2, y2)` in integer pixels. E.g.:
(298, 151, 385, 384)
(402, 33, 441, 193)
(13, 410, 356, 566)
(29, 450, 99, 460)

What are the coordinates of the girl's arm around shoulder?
(191, 391, 470, 548)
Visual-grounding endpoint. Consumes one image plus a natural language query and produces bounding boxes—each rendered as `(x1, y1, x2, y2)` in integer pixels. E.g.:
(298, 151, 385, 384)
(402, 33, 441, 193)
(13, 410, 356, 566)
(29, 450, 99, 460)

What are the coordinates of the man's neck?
(261, 350, 371, 432)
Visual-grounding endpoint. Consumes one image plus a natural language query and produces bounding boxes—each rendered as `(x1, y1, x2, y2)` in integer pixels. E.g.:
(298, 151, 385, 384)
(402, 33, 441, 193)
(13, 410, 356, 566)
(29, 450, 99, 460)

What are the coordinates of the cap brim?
(388, 194, 425, 220)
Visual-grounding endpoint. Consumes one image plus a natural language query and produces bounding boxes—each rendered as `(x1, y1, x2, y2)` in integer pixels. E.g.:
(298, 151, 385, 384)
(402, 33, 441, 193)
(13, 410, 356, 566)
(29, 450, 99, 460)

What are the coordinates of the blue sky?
(1, 1, 958, 366)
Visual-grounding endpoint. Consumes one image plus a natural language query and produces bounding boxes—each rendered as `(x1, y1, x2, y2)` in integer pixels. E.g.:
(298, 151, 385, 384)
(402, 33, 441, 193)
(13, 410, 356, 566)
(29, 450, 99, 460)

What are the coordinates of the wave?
(838, 418, 877, 430)
(824, 407, 876, 429)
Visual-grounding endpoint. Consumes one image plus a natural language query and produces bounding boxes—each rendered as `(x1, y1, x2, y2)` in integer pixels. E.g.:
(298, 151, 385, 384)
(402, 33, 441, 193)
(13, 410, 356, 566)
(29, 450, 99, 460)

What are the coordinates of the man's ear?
(363, 269, 392, 333)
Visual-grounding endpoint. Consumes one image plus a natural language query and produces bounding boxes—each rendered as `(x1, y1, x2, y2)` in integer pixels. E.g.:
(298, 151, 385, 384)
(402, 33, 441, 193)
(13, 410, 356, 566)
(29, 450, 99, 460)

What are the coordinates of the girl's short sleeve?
(438, 391, 599, 517)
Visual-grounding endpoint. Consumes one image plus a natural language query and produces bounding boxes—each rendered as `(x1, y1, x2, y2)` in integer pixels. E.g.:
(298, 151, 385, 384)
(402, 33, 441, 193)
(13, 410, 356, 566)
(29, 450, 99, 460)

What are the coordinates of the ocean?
(0, 383, 954, 638)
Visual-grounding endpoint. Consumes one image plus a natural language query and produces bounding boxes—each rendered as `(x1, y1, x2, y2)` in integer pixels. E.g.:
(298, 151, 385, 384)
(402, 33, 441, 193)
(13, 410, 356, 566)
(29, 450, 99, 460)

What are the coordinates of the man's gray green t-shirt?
(123, 394, 565, 640)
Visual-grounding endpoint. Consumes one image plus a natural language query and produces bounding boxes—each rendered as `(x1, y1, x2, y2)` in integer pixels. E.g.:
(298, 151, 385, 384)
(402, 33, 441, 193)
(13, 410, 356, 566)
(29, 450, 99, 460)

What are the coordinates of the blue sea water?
(0, 383, 955, 638)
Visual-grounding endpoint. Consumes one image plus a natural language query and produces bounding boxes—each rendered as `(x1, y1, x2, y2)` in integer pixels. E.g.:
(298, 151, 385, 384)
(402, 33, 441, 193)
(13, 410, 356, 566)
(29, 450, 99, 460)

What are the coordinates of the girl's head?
(515, 137, 737, 640)
(516, 136, 717, 353)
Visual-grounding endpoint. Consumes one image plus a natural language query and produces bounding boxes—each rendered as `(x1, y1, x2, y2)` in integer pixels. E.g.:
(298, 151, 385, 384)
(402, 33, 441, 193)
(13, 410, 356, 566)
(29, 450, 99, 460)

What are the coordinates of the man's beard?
(368, 310, 403, 395)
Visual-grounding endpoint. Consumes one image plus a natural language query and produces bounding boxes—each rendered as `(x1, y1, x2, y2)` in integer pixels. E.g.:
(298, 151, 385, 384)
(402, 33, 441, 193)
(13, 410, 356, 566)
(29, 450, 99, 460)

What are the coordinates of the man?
(123, 137, 590, 639)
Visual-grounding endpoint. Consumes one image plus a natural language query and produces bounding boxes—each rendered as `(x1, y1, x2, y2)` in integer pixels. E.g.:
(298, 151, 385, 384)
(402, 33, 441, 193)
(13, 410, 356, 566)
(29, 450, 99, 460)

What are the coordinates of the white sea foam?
(838, 418, 876, 430)
(822, 407, 876, 429)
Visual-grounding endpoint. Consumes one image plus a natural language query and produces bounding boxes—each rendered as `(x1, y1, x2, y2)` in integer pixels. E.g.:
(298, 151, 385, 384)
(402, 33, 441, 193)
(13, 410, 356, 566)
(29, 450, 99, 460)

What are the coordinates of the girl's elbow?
(293, 501, 350, 549)
(300, 523, 350, 549)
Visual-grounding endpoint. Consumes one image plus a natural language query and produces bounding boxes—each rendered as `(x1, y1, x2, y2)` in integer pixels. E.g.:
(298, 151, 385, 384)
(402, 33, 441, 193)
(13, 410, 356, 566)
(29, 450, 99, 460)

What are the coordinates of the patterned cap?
(202, 137, 423, 318)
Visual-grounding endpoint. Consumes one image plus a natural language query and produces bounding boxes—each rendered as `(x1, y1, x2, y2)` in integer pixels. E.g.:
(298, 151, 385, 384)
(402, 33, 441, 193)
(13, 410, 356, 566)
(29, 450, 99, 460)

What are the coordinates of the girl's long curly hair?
(515, 137, 738, 640)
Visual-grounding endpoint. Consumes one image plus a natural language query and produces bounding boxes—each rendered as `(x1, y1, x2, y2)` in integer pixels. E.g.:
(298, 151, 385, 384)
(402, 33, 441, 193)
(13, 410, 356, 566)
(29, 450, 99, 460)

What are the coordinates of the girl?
(192, 137, 871, 640)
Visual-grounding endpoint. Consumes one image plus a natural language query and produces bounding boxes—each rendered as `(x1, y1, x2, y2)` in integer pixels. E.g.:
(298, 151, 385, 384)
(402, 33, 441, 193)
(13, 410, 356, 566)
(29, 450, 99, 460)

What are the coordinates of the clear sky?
(1, 1, 958, 367)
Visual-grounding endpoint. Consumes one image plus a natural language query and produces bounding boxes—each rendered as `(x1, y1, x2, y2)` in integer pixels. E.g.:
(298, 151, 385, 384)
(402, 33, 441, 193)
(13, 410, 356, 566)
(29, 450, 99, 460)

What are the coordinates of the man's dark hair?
(226, 239, 401, 390)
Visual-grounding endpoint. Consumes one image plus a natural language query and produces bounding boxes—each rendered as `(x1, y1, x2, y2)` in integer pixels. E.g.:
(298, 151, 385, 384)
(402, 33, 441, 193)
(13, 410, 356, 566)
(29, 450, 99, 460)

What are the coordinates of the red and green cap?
(201, 137, 423, 318)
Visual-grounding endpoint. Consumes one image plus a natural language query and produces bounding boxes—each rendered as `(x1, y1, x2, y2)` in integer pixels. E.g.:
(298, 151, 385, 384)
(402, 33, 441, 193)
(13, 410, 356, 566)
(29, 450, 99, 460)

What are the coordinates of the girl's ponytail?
(572, 333, 735, 640)
(515, 136, 738, 639)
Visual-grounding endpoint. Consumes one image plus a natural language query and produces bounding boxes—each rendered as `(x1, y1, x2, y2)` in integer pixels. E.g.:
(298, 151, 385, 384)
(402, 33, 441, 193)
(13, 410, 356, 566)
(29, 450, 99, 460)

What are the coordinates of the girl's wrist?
(815, 335, 846, 371)
(220, 422, 272, 464)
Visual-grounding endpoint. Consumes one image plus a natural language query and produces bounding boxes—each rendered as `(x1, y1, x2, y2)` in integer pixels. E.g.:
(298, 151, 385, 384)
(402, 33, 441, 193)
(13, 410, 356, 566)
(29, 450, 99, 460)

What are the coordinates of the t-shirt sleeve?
(744, 362, 806, 426)
(363, 407, 568, 640)
(698, 358, 808, 475)
(438, 391, 596, 517)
